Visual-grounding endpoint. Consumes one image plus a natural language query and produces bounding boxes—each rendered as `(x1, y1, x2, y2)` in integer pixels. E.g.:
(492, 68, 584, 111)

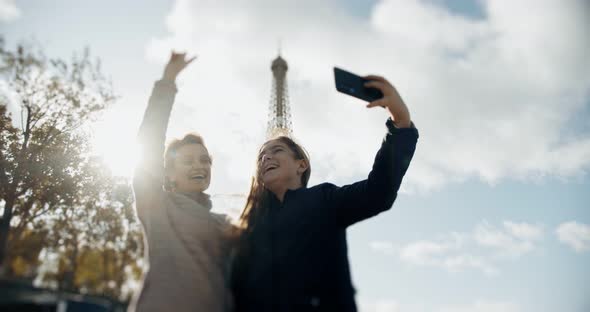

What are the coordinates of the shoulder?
(303, 182, 340, 201)
(310, 182, 340, 193)
(309, 182, 338, 190)
(210, 212, 233, 225)
(210, 212, 240, 243)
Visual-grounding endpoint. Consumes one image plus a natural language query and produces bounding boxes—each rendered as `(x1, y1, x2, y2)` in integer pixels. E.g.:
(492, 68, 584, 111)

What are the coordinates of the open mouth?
(189, 172, 208, 181)
(264, 164, 279, 174)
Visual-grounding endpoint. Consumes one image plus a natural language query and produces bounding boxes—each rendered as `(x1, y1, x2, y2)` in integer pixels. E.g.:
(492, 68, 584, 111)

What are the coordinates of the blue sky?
(2, 0, 589, 311)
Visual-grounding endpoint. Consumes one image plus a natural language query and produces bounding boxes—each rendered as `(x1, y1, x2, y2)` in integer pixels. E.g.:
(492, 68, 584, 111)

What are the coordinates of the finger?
(364, 80, 387, 92)
(366, 98, 387, 108)
(363, 75, 386, 82)
(186, 55, 198, 64)
(365, 102, 381, 109)
(364, 75, 393, 89)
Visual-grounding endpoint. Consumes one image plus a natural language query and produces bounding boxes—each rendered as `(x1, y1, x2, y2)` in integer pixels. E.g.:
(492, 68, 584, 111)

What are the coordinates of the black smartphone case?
(334, 67, 384, 102)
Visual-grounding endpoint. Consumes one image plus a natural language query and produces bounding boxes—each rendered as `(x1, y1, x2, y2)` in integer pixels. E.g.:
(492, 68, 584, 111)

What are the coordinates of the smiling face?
(168, 143, 212, 193)
(258, 138, 309, 195)
(239, 136, 311, 227)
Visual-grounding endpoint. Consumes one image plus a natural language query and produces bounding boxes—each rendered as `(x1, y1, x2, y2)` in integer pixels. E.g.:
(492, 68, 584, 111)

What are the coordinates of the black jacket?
(233, 119, 419, 312)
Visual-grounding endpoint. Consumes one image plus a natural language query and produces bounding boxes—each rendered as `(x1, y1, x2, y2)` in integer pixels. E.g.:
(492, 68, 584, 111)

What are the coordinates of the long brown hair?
(238, 136, 311, 231)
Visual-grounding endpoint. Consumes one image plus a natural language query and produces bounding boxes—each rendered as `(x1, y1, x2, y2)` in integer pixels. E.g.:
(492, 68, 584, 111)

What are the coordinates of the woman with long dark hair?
(232, 74, 419, 312)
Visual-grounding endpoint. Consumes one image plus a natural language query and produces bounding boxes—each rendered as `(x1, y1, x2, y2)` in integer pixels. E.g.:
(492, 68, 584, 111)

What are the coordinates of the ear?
(296, 159, 309, 175)
(166, 168, 177, 183)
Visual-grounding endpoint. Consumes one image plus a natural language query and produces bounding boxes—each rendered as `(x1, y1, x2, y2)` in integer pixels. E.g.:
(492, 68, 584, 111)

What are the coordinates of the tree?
(0, 37, 144, 302)
(36, 175, 145, 301)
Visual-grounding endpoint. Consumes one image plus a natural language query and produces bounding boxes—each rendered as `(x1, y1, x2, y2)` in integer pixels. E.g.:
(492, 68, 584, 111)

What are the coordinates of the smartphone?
(334, 67, 383, 102)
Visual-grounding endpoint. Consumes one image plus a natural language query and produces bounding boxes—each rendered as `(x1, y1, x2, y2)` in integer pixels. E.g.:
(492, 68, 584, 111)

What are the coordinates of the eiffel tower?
(266, 54, 293, 139)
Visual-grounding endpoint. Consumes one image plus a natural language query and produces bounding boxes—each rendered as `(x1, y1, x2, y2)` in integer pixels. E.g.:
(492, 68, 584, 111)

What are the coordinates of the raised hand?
(162, 51, 197, 82)
(364, 75, 412, 128)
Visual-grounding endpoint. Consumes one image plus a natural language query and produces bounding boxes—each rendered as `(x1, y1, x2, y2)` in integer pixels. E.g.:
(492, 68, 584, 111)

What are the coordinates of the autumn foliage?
(0, 37, 144, 302)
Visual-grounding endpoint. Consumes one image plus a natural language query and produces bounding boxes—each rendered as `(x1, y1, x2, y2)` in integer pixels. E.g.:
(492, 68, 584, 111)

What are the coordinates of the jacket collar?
(178, 191, 212, 211)
(269, 186, 306, 205)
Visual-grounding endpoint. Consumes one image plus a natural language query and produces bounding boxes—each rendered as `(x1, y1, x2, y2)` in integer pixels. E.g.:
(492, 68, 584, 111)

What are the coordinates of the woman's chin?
(178, 182, 209, 193)
(262, 172, 280, 186)
(193, 184, 209, 193)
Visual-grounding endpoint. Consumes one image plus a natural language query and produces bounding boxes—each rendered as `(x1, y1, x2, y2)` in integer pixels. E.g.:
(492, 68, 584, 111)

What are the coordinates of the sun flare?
(91, 107, 140, 178)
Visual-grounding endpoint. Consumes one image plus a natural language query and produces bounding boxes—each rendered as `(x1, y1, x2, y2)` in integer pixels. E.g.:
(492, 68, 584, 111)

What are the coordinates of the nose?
(261, 153, 272, 164)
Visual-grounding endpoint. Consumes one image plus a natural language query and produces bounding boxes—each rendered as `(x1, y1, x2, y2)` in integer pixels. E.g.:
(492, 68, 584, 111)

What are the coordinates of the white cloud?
(556, 221, 590, 252)
(396, 235, 499, 276)
(142, 0, 590, 196)
(369, 241, 398, 255)
(441, 254, 498, 276)
(399, 239, 455, 265)
(438, 300, 521, 312)
(504, 221, 544, 241)
(474, 221, 543, 258)
(358, 298, 401, 312)
(0, 0, 20, 22)
(371, 220, 543, 275)
(359, 298, 520, 312)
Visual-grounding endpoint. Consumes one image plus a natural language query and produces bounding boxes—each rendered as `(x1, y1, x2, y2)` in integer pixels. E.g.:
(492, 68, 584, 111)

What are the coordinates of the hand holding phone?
(334, 67, 411, 128)
(334, 67, 383, 102)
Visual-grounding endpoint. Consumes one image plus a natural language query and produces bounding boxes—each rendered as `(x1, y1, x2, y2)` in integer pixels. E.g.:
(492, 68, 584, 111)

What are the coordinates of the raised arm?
(325, 75, 419, 227)
(133, 52, 195, 219)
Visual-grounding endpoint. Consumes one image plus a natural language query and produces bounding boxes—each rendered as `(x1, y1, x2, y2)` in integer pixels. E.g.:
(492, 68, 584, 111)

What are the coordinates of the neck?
(268, 181, 302, 202)
(272, 188, 288, 202)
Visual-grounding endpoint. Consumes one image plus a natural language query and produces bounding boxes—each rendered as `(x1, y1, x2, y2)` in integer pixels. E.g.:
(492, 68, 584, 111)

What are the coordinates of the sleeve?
(324, 118, 419, 227)
(132, 80, 178, 223)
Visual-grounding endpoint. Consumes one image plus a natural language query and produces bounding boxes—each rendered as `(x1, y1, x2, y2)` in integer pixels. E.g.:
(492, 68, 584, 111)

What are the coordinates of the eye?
(200, 156, 212, 164)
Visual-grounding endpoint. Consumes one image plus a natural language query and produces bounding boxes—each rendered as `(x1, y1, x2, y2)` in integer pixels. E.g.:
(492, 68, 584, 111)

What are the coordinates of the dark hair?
(238, 136, 310, 230)
(163, 133, 211, 191)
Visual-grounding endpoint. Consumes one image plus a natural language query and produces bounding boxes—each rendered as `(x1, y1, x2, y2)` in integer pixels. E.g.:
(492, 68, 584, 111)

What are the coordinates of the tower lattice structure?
(266, 55, 293, 139)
